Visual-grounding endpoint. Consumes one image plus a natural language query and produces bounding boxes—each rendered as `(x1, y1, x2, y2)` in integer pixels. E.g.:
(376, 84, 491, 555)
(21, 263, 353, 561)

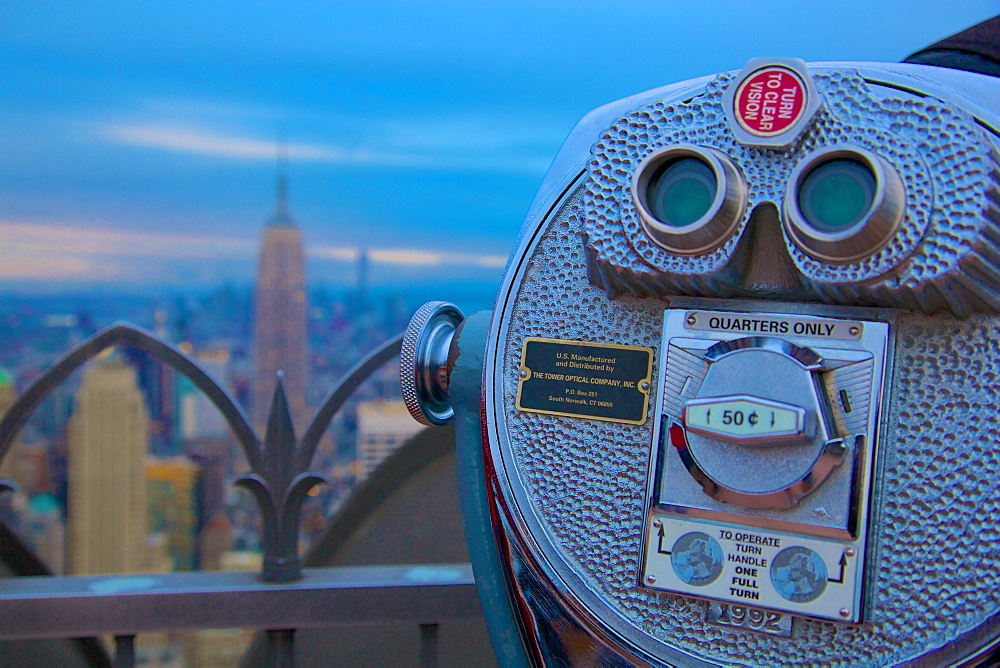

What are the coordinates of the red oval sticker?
(733, 66, 807, 137)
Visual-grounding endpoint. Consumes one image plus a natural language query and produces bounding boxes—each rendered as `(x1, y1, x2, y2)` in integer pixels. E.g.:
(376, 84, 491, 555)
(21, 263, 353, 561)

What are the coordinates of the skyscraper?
(67, 359, 151, 575)
(0, 367, 15, 415)
(253, 169, 308, 433)
(146, 456, 199, 571)
(356, 399, 423, 479)
(123, 347, 177, 456)
(355, 247, 369, 314)
(0, 368, 20, 486)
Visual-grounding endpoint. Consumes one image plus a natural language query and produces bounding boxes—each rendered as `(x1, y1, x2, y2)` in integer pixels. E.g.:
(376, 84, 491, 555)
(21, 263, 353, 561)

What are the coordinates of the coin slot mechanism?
(684, 395, 809, 447)
(640, 307, 892, 625)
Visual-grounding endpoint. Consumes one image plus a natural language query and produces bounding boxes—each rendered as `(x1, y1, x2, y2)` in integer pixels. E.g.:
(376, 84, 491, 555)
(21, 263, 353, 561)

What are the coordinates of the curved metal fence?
(0, 323, 478, 667)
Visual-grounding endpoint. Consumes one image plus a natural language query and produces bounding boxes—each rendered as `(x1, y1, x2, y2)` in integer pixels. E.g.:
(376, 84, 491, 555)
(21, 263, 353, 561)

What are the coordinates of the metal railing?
(0, 323, 478, 666)
(0, 564, 480, 666)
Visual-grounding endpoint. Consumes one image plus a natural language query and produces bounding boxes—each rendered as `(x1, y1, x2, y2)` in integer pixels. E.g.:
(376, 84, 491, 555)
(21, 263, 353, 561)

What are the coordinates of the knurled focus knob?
(400, 301, 465, 426)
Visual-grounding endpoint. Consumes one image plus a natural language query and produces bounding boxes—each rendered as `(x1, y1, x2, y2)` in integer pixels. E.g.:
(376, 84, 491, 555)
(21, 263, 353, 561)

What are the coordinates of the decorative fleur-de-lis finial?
(236, 372, 326, 583)
(0, 322, 404, 585)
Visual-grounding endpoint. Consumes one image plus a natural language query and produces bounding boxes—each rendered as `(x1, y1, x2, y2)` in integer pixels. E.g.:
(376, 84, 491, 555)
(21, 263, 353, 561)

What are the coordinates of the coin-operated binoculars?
(401, 54, 1000, 666)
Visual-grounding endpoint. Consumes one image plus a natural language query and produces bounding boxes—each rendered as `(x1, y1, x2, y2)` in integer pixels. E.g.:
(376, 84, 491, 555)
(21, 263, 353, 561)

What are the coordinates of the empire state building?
(253, 172, 308, 433)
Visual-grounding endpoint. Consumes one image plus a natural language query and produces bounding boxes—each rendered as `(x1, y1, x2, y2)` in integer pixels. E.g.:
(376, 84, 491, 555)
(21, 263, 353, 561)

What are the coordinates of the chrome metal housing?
(631, 144, 748, 255)
(783, 145, 905, 264)
(472, 62, 1000, 666)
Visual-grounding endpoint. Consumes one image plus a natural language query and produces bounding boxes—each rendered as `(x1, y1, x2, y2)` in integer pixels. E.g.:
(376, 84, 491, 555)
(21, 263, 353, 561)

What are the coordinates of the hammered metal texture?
(582, 69, 1000, 318)
(498, 189, 1000, 665)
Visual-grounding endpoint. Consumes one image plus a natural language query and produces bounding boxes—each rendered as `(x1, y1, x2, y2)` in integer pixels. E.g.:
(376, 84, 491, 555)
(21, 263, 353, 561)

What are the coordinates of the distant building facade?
(146, 456, 199, 571)
(123, 347, 178, 456)
(179, 349, 231, 442)
(356, 400, 423, 479)
(0, 369, 21, 486)
(67, 359, 151, 575)
(253, 174, 308, 433)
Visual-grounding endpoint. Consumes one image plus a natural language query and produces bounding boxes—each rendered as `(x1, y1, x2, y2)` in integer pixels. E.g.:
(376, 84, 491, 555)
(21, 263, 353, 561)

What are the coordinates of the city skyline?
(3, 3, 997, 291)
(0, 195, 442, 577)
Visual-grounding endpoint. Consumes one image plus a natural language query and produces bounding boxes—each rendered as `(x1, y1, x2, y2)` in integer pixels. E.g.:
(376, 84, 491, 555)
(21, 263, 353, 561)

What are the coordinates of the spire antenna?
(276, 132, 289, 217)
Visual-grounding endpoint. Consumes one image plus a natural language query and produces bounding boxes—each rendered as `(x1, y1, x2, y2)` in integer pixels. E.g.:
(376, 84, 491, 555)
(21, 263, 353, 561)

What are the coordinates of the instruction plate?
(643, 514, 862, 623)
(516, 338, 653, 425)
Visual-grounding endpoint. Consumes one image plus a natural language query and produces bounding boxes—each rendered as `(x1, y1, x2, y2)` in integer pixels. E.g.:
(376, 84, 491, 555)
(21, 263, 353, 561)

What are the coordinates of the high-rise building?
(354, 247, 369, 315)
(197, 510, 234, 572)
(22, 493, 65, 574)
(146, 456, 199, 571)
(253, 169, 308, 434)
(123, 347, 178, 456)
(356, 400, 424, 479)
(185, 435, 233, 531)
(0, 368, 20, 485)
(0, 367, 14, 413)
(1, 442, 51, 497)
(179, 348, 231, 442)
(67, 359, 151, 575)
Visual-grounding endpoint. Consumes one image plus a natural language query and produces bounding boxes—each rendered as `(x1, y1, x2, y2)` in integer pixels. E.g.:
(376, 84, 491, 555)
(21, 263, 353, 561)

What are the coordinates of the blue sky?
(2, 1, 998, 290)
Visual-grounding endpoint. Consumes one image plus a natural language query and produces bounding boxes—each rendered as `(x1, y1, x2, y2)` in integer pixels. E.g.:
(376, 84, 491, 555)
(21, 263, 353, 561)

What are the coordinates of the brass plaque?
(516, 338, 653, 424)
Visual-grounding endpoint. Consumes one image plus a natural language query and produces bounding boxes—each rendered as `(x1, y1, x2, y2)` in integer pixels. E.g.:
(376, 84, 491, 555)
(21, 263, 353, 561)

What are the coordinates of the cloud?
(0, 255, 92, 280)
(96, 120, 552, 174)
(0, 219, 254, 261)
(0, 218, 507, 284)
(366, 248, 506, 268)
(100, 123, 426, 165)
(310, 244, 507, 270)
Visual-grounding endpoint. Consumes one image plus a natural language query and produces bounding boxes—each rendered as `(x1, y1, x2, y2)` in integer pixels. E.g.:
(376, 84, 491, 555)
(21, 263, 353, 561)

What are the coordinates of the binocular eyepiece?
(633, 141, 906, 265)
(582, 58, 999, 317)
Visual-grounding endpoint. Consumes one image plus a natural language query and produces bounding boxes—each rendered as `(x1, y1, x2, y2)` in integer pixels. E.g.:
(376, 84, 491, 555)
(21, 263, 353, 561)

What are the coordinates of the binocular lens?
(632, 145, 747, 255)
(784, 146, 904, 264)
(797, 160, 876, 233)
(646, 158, 717, 228)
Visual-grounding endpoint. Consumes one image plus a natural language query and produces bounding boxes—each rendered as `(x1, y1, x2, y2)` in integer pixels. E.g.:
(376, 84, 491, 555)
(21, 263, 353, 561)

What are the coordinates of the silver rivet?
(519, 369, 528, 379)
(652, 519, 662, 529)
(840, 608, 850, 618)
(849, 326, 860, 336)
(646, 575, 657, 584)
(846, 548, 856, 557)
(686, 314, 697, 326)
(641, 381, 650, 391)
